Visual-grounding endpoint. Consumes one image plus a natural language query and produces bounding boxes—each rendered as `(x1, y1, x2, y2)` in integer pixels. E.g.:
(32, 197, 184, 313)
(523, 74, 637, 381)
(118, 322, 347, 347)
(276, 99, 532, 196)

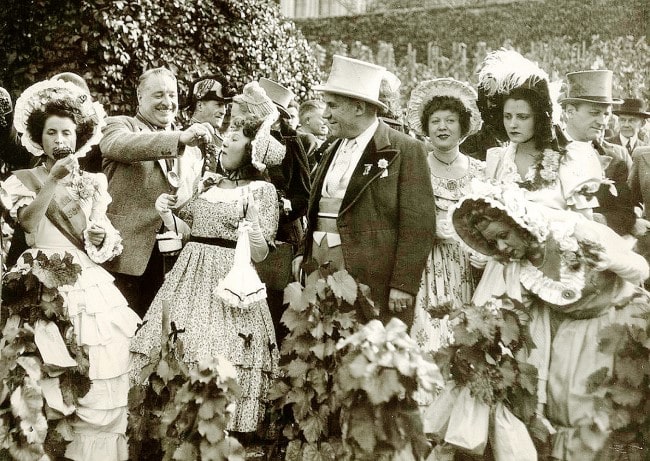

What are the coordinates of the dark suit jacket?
(304, 120, 436, 326)
(629, 146, 650, 213)
(606, 133, 649, 159)
(100, 115, 184, 276)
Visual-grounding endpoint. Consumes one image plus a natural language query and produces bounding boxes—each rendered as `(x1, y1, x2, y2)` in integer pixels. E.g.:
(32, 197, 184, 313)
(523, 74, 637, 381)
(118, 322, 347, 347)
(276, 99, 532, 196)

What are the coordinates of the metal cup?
(167, 171, 180, 194)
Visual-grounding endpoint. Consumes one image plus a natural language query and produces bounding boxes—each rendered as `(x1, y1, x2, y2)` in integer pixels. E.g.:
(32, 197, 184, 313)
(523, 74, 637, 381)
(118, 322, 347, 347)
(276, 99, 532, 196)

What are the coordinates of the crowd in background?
(0, 46, 649, 460)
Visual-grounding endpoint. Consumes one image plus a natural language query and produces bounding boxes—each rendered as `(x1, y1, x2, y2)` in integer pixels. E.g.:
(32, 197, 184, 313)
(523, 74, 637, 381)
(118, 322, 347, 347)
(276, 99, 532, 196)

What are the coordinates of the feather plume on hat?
(477, 49, 556, 147)
(478, 49, 549, 97)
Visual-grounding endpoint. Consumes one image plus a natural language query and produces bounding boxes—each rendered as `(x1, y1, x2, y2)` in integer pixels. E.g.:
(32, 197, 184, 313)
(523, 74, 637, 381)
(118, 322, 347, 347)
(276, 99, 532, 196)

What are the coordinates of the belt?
(189, 235, 237, 248)
(316, 216, 339, 234)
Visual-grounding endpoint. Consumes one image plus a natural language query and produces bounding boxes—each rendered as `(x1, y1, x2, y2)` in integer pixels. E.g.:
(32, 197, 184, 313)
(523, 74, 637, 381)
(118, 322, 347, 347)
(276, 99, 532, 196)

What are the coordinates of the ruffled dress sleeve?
(82, 173, 124, 264)
(251, 181, 279, 243)
(0, 174, 36, 219)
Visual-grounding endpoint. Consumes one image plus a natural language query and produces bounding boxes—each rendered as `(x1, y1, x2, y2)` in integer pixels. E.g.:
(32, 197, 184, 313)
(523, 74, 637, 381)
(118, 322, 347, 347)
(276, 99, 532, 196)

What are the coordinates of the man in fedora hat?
(607, 98, 650, 157)
(293, 55, 436, 327)
(186, 74, 232, 174)
(557, 69, 636, 236)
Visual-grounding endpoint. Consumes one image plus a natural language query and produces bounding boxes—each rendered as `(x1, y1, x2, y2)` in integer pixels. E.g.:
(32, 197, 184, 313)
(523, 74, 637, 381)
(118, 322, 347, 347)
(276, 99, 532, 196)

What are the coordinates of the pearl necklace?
(432, 152, 460, 171)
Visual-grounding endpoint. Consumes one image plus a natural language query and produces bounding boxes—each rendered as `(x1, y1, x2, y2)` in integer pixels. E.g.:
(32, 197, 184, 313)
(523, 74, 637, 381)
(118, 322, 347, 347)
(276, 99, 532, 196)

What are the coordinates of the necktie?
(626, 139, 633, 155)
(325, 139, 356, 195)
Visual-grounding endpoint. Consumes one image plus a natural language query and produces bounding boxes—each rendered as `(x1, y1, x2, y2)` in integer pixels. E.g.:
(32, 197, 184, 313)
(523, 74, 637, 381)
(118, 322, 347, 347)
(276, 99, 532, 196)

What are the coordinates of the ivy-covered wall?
(296, 0, 649, 59)
(0, 0, 322, 115)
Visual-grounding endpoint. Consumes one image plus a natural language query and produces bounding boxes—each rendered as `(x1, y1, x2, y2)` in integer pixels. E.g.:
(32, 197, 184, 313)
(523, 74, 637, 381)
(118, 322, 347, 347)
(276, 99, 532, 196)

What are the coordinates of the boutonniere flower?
(378, 158, 389, 178)
(363, 164, 373, 176)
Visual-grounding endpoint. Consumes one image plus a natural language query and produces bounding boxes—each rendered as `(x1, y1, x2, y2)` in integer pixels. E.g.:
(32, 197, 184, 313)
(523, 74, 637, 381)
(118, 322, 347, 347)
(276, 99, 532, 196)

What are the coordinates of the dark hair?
(218, 115, 268, 182)
(26, 97, 95, 151)
(501, 86, 553, 150)
(421, 96, 472, 137)
(463, 199, 536, 259)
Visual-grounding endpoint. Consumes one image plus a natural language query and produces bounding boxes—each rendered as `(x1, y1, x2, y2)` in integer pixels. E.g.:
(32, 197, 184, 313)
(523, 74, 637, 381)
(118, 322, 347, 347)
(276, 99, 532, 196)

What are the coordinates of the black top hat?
(613, 98, 650, 118)
(186, 74, 232, 110)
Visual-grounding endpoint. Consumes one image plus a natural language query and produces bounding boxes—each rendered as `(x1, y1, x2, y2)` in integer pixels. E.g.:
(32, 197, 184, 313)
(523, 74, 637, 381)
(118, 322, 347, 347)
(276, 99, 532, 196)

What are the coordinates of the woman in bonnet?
(449, 180, 650, 460)
(405, 78, 485, 354)
(130, 112, 283, 434)
(2, 79, 140, 460)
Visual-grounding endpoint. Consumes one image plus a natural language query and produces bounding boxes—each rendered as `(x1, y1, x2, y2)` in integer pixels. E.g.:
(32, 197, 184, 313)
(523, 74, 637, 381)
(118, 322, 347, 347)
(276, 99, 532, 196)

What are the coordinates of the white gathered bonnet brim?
(406, 78, 482, 137)
(314, 55, 388, 111)
(448, 178, 549, 257)
(13, 78, 106, 158)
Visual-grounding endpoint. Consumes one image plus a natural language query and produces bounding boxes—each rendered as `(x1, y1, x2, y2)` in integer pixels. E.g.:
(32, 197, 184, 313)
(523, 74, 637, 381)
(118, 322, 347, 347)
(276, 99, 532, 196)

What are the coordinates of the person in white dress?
(2, 79, 140, 460)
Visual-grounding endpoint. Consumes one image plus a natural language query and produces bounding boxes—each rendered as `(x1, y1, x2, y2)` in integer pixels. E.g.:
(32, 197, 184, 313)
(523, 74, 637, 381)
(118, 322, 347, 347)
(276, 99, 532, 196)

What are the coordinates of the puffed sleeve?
(574, 218, 649, 285)
(252, 181, 279, 242)
(83, 172, 124, 263)
(0, 174, 36, 219)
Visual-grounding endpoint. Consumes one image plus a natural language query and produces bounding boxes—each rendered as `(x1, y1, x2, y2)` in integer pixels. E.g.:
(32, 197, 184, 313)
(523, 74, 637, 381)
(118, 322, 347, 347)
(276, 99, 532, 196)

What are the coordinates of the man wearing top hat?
(293, 55, 436, 327)
(557, 69, 636, 236)
(607, 98, 650, 157)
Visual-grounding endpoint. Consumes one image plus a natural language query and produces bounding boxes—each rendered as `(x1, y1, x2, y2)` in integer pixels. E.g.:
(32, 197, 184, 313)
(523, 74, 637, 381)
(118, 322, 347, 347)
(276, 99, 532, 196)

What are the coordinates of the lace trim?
(520, 259, 585, 306)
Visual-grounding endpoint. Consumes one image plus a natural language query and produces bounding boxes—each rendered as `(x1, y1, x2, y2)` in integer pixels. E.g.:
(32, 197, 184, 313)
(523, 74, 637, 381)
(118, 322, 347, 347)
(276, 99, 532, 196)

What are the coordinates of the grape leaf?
(363, 369, 404, 405)
(327, 270, 357, 305)
(586, 367, 610, 393)
(197, 418, 223, 443)
(284, 282, 309, 312)
(301, 412, 326, 443)
(500, 310, 520, 347)
(597, 323, 629, 355)
(348, 412, 377, 453)
(614, 356, 645, 387)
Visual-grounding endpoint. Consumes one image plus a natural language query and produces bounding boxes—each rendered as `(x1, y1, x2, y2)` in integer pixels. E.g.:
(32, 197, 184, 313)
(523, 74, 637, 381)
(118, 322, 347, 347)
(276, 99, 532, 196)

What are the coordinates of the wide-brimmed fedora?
(559, 70, 623, 105)
(259, 78, 294, 119)
(613, 98, 650, 118)
(314, 55, 388, 111)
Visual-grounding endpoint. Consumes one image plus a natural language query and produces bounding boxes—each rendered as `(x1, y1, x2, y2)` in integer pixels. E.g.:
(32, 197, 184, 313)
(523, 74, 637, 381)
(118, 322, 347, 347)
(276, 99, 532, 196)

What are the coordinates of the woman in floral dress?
(2, 79, 140, 460)
(130, 114, 284, 434)
(405, 78, 485, 355)
(450, 181, 650, 460)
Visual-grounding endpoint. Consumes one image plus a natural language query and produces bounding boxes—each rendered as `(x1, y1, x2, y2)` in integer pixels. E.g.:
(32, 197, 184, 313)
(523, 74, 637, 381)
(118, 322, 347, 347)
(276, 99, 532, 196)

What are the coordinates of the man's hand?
(179, 123, 213, 147)
(388, 288, 414, 313)
(292, 255, 303, 282)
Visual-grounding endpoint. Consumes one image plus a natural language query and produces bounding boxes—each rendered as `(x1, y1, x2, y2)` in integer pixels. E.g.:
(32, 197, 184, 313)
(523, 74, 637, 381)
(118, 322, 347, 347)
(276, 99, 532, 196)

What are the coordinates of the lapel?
(340, 121, 399, 215)
(134, 116, 174, 174)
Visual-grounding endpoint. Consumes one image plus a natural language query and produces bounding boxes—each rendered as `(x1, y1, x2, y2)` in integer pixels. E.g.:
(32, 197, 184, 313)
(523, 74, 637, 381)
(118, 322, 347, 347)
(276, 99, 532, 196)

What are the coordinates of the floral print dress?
(130, 180, 280, 433)
(411, 157, 485, 358)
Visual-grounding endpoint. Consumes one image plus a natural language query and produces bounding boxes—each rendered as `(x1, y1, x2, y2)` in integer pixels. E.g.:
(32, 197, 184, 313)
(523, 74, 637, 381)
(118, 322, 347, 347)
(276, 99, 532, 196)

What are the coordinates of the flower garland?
(519, 148, 565, 191)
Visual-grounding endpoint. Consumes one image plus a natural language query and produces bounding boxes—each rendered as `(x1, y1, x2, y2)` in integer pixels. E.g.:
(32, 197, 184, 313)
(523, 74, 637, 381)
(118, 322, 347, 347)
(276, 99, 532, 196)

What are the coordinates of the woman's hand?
(48, 156, 76, 182)
(155, 193, 178, 214)
(435, 218, 455, 240)
(240, 192, 260, 224)
(86, 222, 106, 246)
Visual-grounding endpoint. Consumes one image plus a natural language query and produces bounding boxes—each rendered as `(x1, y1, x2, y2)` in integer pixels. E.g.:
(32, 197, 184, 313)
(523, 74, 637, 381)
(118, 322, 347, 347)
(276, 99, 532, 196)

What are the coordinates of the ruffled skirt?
(547, 290, 650, 460)
(130, 241, 279, 433)
(19, 248, 140, 461)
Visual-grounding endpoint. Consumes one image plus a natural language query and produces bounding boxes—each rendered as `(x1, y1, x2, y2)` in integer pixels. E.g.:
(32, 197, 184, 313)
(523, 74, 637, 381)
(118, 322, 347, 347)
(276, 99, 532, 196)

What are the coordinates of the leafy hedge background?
(0, 0, 322, 115)
(296, 0, 648, 60)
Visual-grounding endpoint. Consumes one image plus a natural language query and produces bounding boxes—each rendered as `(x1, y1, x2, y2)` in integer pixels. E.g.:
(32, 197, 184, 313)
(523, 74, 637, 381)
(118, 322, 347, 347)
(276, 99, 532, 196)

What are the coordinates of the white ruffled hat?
(407, 78, 482, 137)
(13, 79, 106, 157)
(250, 119, 285, 171)
(449, 178, 549, 257)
